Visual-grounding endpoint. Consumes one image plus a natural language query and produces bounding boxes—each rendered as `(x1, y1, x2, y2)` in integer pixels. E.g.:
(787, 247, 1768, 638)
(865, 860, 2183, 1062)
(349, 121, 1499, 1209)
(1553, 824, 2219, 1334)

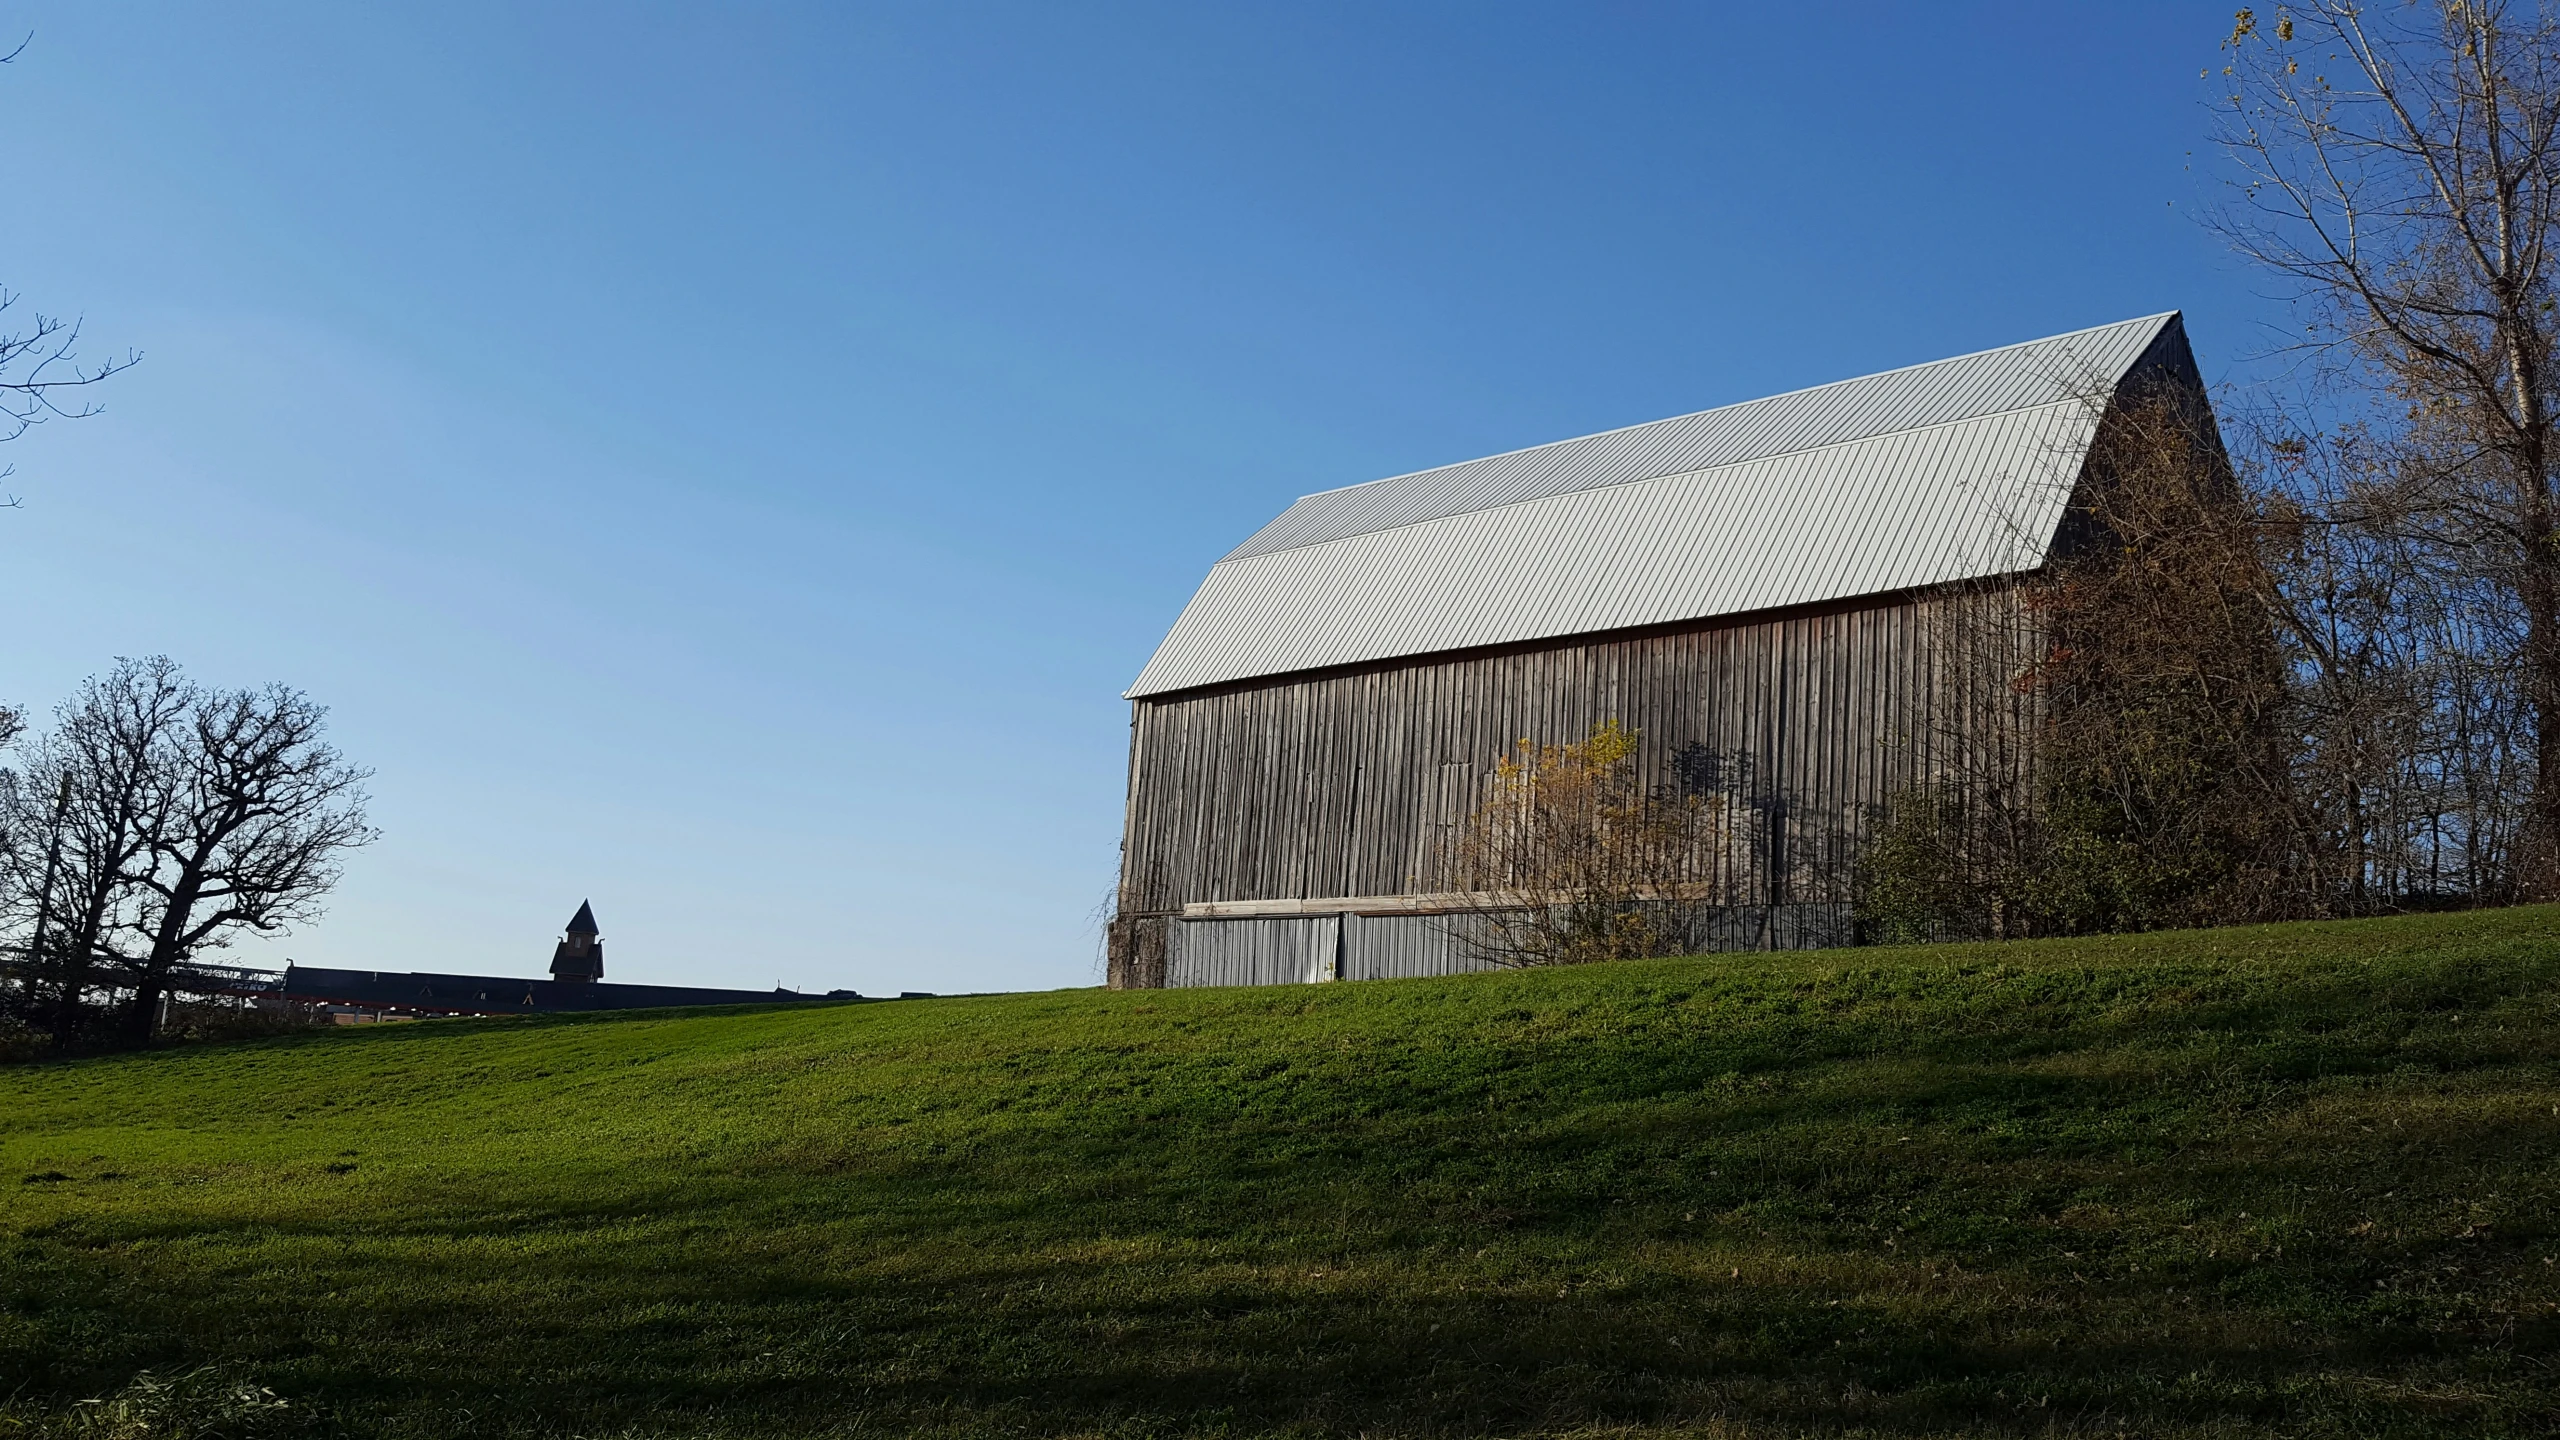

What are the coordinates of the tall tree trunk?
(120, 872, 206, 1044)
(2503, 303, 2560, 898)
(2525, 509, 2560, 895)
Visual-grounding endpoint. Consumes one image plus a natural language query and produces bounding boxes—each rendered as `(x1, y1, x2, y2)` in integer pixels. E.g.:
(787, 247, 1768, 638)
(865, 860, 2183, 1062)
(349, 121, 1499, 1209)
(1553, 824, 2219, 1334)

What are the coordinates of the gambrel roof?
(1129, 312, 2193, 698)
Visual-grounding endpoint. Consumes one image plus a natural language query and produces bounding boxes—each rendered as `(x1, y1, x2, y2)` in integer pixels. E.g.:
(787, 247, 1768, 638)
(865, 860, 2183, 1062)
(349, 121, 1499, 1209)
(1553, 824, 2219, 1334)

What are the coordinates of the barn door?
(1167, 915, 1342, 988)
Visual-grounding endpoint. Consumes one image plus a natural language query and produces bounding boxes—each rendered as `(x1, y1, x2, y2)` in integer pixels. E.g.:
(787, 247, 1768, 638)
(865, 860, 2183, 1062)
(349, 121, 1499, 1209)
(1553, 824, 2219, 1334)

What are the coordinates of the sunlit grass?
(4, 907, 2558, 1437)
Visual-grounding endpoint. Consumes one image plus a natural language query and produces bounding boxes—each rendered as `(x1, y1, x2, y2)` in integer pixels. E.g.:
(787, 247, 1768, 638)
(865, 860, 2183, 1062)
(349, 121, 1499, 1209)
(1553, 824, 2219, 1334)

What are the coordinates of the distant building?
(225, 899, 873, 1020)
(550, 901, 603, 983)
(279, 964, 841, 1017)
(1109, 313, 2223, 989)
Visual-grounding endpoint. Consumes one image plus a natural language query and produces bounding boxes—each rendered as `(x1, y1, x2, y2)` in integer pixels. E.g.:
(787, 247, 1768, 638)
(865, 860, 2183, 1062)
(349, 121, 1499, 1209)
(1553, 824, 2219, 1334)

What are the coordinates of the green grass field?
(5, 909, 2560, 1438)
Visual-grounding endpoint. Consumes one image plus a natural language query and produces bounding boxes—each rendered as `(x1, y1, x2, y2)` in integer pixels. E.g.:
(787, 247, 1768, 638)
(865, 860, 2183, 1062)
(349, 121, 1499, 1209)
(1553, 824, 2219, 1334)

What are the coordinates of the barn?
(1108, 312, 2217, 989)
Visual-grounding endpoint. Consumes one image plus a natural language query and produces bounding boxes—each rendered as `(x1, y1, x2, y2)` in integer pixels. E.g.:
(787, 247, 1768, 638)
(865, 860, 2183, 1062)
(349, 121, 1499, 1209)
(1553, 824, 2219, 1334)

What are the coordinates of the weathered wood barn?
(1109, 313, 2216, 989)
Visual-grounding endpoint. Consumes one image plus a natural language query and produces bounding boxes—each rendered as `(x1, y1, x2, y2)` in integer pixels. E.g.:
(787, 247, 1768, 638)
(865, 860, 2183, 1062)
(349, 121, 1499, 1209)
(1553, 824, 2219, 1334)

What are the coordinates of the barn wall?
(1114, 585, 2025, 986)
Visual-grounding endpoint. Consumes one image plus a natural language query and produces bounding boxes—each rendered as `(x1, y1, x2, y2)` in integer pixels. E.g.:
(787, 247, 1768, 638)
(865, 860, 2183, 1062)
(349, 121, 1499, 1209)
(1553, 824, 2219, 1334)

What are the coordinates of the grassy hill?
(4, 909, 2559, 1439)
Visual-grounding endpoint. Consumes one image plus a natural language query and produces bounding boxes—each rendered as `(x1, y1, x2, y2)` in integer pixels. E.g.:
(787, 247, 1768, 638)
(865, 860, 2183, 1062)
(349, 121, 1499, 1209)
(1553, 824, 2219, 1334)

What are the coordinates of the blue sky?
(0, 3, 2275, 995)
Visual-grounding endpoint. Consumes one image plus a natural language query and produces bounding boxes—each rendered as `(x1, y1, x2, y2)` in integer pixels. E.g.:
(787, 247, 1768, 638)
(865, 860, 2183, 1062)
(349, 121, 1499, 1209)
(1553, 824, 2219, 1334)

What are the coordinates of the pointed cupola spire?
(551, 900, 604, 983)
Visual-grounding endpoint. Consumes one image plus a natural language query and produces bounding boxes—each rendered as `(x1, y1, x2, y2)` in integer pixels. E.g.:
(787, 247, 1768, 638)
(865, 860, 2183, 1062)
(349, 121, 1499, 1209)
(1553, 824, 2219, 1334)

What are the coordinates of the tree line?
(0, 658, 373, 1051)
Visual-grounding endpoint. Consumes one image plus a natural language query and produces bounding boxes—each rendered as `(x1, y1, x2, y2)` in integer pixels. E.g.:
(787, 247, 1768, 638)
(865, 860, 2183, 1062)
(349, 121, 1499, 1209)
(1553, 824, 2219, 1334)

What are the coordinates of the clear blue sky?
(0, 3, 2276, 995)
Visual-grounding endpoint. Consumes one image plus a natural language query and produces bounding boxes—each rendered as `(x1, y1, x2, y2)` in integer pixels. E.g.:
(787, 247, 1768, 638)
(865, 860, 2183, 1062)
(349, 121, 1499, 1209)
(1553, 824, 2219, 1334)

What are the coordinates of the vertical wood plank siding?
(1119, 588, 1996, 945)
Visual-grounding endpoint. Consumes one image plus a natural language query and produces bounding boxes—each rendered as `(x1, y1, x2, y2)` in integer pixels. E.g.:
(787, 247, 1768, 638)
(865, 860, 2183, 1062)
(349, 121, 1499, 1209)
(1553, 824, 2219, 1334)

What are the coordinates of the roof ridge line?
(1274, 311, 2178, 507)
(1218, 393, 2107, 567)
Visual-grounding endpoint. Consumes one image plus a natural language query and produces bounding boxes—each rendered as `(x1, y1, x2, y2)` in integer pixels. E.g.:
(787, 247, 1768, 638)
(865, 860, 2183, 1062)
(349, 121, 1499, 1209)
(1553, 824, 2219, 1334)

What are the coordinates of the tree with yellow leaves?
(1440, 721, 1744, 967)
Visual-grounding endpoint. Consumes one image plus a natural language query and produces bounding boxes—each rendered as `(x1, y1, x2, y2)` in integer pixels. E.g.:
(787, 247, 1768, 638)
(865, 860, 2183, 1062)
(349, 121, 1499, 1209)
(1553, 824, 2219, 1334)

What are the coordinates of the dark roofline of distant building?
(281, 963, 862, 1017)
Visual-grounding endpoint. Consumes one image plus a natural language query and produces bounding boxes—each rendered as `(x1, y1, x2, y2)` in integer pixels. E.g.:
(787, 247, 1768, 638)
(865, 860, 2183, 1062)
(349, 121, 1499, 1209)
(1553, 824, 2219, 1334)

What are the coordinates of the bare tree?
(0, 660, 373, 1048)
(2042, 389, 2297, 923)
(109, 680, 375, 1042)
(0, 38, 136, 504)
(0, 281, 136, 481)
(2211, 1, 2560, 893)
(2239, 409, 2534, 905)
(1860, 391, 2295, 939)
(1, 659, 190, 1045)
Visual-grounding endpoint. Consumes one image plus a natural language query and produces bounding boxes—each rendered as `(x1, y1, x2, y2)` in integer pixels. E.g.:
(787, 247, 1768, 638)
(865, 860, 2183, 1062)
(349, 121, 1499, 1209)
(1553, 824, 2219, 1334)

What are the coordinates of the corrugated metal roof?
(1131, 313, 2182, 698)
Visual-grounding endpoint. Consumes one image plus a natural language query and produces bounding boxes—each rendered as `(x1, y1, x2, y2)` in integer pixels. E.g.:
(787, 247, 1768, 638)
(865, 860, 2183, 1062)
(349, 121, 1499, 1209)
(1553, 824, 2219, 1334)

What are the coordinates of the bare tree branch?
(2208, 1, 2560, 894)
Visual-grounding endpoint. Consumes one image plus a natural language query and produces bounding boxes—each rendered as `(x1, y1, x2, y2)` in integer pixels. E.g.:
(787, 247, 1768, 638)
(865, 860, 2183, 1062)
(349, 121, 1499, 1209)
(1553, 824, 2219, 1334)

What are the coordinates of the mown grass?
(4, 908, 2559, 1438)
